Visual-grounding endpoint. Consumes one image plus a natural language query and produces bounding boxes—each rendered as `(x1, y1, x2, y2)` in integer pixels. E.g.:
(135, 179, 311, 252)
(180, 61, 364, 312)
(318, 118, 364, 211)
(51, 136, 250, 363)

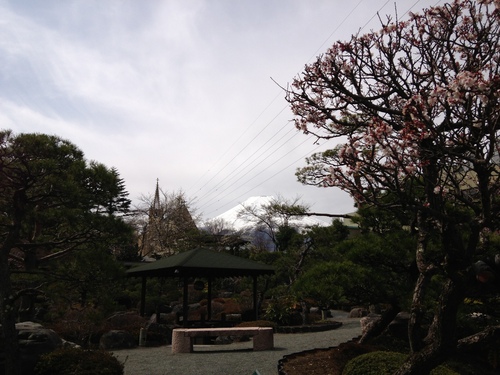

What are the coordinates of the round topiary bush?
(342, 351, 458, 375)
(34, 347, 124, 375)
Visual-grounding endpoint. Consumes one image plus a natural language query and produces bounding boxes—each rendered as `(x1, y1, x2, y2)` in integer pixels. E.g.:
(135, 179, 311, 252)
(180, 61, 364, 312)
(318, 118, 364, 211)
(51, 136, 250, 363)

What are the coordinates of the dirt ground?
(279, 340, 375, 375)
(280, 339, 498, 375)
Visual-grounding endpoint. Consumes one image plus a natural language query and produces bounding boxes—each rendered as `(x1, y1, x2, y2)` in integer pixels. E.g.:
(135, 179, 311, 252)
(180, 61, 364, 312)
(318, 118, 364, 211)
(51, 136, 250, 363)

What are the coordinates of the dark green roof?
(126, 248, 275, 278)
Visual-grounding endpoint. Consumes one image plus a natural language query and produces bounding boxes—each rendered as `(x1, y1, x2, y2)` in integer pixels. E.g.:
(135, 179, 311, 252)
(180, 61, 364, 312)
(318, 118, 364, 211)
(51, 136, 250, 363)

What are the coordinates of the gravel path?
(112, 313, 361, 375)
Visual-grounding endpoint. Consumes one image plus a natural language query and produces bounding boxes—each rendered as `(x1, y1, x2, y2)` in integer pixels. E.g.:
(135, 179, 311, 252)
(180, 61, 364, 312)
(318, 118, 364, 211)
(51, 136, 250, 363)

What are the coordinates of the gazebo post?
(207, 277, 213, 321)
(140, 276, 147, 317)
(253, 275, 258, 320)
(182, 276, 189, 327)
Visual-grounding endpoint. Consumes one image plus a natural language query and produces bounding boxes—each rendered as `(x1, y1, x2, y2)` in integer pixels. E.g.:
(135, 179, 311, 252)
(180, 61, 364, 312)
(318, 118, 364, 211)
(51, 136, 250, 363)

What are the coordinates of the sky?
(0, 0, 441, 221)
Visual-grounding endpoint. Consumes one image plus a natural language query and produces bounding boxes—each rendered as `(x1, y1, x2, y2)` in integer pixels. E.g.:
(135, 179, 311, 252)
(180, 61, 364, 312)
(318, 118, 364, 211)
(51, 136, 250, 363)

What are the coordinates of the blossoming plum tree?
(286, 0, 500, 373)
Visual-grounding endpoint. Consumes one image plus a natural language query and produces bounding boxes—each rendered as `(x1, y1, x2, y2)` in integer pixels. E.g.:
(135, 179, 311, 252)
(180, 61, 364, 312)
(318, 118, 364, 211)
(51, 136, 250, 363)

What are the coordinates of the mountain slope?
(210, 196, 329, 232)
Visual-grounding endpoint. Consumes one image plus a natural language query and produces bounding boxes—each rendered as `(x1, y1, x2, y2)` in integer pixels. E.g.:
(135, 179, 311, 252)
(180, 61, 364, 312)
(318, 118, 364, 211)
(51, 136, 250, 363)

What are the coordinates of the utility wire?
(196, 123, 296, 204)
(198, 126, 302, 211)
(194, 1, 370, 215)
(203, 138, 325, 216)
(201, 134, 318, 214)
(193, 106, 290, 202)
(195, 0, 437, 218)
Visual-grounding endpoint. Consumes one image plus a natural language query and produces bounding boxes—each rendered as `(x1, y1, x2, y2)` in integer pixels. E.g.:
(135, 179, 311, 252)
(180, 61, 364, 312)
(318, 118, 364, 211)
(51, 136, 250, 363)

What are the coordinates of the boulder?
(310, 307, 320, 314)
(16, 321, 63, 375)
(360, 314, 381, 336)
(349, 307, 368, 318)
(214, 335, 233, 345)
(148, 312, 176, 324)
(387, 311, 410, 340)
(145, 322, 173, 345)
(99, 330, 137, 350)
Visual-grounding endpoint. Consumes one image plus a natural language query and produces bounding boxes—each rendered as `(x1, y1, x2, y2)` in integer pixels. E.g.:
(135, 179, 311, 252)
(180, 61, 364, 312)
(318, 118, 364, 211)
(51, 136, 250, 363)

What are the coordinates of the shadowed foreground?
(113, 314, 361, 375)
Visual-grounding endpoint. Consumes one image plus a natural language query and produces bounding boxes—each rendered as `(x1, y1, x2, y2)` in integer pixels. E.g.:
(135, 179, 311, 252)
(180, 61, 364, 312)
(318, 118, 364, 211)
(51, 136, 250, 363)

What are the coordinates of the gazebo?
(126, 248, 275, 326)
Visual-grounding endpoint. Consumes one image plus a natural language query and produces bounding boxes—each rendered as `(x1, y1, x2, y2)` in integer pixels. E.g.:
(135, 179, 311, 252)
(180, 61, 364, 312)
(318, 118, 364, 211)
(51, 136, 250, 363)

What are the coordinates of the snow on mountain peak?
(208, 196, 328, 232)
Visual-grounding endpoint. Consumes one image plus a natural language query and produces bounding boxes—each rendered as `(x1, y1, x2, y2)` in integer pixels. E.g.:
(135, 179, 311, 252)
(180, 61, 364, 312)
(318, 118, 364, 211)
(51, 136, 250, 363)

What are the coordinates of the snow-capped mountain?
(209, 196, 329, 232)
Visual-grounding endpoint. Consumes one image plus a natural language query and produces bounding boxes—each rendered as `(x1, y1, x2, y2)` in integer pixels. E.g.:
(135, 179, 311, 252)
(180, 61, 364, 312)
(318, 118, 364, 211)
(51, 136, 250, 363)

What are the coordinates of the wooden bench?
(171, 327, 274, 353)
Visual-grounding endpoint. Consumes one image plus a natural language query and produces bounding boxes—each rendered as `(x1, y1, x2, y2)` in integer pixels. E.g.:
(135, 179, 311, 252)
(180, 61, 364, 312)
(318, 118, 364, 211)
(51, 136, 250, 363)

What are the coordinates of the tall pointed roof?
(153, 178, 161, 212)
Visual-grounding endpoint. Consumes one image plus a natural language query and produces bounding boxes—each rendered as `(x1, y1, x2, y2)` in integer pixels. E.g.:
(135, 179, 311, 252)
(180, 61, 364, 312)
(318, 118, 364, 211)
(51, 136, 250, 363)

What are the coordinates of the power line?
(194, 1, 372, 216)
(197, 125, 302, 211)
(201, 134, 320, 215)
(191, 105, 289, 201)
(195, 0, 438, 218)
(195, 121, 295, 204)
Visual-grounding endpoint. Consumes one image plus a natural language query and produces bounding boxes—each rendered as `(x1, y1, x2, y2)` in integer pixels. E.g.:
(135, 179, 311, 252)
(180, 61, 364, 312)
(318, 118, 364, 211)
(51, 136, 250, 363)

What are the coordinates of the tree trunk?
(407, 271, 432, 352)
(395, 276, 463, 375)
(358, 303, 400, 344)
(0, 249, 19, 375)
(456, 325, 500, 353)
(407, 215, 436, 353)
(292, 242, 313, 283)
(1, 189, 27, 375)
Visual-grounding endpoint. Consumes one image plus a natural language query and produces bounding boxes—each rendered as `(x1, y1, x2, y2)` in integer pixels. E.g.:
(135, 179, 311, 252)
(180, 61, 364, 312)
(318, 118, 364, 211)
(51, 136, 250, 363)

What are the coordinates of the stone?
(225, 314, 242, 322)
(148, 312, 176, 324)
(360, 314, 381, 336)
(214, 335, 233, 345)
(349, 307, 368, 318)
(387, 311, 410, 340)
(145, 322, 173, 345)
(16, 321, 63, 375)
(99, 330, 137, 350)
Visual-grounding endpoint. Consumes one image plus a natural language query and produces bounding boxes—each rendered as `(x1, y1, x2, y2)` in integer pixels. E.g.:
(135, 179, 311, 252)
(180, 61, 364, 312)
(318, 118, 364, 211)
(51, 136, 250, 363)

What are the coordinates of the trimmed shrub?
(34, 347, 124, 375)
(264, 296, 296, 326)
(342, 351, 458, 375)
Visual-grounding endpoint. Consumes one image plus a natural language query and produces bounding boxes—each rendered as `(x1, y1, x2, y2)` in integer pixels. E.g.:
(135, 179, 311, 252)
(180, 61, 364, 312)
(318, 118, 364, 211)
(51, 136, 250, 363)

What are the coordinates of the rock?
(360, 314, 381, 336)
(145, 322, 173, 345)
(225, 314, 242, 322)
(107, 311, 145, 328)
(214, 336, 233, 345)
(61, 339, 81, 348)
(16, 321, 63, 375)
(349, 307, 368, 318)
(99, 330, 137, 350)
(369, 304, 382, 314)
(149, 312, 176, 324)
(387, 311, 410, 340)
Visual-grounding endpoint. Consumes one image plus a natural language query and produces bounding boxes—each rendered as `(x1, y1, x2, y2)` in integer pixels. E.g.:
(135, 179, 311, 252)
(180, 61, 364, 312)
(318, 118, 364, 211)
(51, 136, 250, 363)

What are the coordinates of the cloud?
(0, 0, 439, 219)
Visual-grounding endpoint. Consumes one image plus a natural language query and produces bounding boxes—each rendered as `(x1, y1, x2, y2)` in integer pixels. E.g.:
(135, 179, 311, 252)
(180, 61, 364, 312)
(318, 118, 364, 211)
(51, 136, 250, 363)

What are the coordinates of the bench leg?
(172, 331, 192, 353)
(252, 330, 274, 351)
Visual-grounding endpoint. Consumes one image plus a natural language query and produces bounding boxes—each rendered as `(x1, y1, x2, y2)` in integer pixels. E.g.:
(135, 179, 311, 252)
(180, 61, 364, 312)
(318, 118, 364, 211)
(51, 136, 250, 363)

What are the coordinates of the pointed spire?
(153, 178, 161, 212)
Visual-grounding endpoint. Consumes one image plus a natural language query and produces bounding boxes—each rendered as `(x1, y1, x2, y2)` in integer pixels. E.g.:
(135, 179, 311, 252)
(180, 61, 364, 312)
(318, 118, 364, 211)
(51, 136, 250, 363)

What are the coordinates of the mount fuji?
(209, 196, 330, 232)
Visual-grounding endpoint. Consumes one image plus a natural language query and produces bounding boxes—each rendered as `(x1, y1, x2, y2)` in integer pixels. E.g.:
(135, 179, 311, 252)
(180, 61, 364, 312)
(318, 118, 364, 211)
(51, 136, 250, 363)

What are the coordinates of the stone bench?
(171, 327, 274, 353)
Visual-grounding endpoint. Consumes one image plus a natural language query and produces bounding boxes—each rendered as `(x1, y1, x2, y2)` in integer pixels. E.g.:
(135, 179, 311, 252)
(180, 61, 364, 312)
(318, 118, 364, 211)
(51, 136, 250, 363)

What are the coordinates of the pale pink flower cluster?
(427, 87, 447, 106)
(454, 71, 479, 90)
(478, 0, 500, 9)
(433, 186, 449, 195)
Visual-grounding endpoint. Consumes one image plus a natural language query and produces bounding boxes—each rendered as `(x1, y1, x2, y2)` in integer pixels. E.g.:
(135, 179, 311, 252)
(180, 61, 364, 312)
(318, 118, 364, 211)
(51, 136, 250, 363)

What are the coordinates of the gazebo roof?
(126, 247, 275, 278)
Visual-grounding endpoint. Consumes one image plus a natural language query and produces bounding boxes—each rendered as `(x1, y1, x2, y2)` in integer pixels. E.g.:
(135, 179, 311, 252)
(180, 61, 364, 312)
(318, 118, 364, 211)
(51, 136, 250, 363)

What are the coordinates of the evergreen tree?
(0, 130, 132, 375)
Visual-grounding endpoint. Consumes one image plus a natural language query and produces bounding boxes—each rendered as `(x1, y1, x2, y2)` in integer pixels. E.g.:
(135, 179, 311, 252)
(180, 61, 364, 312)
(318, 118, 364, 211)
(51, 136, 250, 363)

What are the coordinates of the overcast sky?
(0, 0, 440, 220)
